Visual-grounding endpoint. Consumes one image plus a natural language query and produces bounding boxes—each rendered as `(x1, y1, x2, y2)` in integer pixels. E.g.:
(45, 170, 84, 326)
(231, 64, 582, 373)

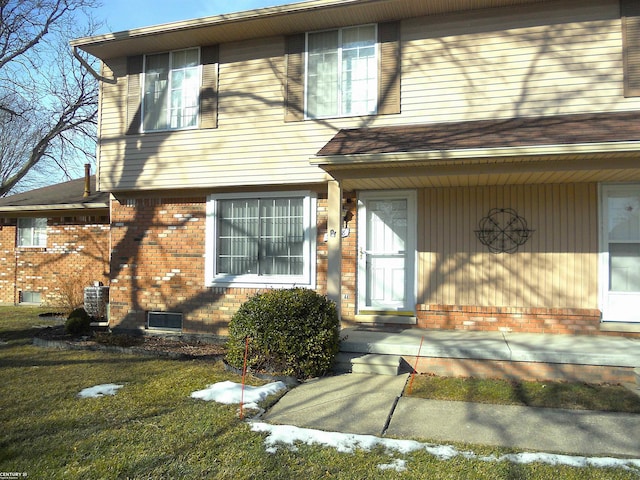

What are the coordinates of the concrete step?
(351, 354, 402, 376)
(333, 352, 359, 374)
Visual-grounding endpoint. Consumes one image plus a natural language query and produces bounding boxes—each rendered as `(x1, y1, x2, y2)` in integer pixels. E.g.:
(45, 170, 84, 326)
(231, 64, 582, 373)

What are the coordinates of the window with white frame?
(306, 25, 377, 118)
(17, 218, 47, 247)
(206, 192, 316, 286)
(143, 48, 200, 131)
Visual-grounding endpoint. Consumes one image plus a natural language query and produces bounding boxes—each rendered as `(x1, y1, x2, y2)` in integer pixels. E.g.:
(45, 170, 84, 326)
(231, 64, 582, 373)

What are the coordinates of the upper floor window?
(126, 45, 219, 134)
(17, 218, 47, 247)
(143, 48, 200, 131)
(285, 22, 399, 122)
(306, 25, 377, 118)
(206, 192, 316, 287)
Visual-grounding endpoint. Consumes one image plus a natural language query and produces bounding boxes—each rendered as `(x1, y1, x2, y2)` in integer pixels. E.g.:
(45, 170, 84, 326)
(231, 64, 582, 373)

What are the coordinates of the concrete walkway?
(340, 327, 640, 367)
(262, 373, 640, 457)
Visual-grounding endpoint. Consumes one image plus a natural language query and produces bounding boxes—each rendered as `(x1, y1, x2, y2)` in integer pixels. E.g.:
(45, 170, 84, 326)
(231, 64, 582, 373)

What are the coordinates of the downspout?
(72, 46, 116, 84)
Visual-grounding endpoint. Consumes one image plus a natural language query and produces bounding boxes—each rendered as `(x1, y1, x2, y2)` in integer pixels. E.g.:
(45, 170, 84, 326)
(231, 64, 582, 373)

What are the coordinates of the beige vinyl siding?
(97, 0, 640, 192)
(400, 0, 630, 122)
(418, 183, 598, 309)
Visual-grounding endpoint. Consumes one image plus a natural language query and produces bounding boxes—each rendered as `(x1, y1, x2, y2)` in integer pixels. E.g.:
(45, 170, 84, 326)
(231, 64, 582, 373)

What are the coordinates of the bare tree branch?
(0, 0, 102, 195)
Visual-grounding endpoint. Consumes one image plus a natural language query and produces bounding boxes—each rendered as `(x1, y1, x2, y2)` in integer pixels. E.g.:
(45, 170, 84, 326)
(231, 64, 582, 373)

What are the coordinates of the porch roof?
(312, 111, 640, 189)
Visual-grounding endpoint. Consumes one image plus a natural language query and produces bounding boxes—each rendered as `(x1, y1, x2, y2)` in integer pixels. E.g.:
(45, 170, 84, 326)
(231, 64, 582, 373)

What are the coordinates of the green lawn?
(406, 374, 640, 413)
(1, 307, 638, 479)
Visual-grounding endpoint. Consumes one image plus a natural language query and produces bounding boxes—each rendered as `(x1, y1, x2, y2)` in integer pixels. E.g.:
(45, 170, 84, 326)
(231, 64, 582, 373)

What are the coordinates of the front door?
(601, 184, 640, 322)
(357, 191, 416, 314)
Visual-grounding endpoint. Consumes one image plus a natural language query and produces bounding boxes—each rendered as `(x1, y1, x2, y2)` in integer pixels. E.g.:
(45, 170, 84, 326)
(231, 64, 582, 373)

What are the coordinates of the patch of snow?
(78, 384, 124, 398)
(191, 380, 286, 405)
(378, 459, 407, 472)
(250, 422, 640, 473)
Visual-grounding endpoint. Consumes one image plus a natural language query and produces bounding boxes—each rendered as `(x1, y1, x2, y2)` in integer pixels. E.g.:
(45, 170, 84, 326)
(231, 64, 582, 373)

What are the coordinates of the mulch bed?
(33, 325, 226, 361)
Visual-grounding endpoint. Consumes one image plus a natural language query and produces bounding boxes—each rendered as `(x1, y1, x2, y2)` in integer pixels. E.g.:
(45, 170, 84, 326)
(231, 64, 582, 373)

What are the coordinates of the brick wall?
(109, 195, 332, 335)
(340, 196, 357, 320)
(0, 224, 16, 303)
(416, 304, 603, 335)
(0, 216, 110, 307)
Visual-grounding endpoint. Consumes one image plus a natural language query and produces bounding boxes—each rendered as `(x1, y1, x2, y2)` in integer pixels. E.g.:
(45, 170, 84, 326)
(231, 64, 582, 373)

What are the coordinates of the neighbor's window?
(306, 25, 377, 118)
(17, 218, 47, 247)
(20, 291, 41, 304)
(143, 48, 200, 131)
(206, 192, 316, 286)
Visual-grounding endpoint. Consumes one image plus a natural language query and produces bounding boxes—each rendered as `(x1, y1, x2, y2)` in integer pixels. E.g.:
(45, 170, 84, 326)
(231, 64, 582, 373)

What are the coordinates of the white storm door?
(358, 191, 416, 313)
(601, 185, 640, 322)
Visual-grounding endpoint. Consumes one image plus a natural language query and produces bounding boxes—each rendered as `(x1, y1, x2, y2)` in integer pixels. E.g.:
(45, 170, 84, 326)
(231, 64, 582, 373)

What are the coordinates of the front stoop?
(350, 354, 403, 376)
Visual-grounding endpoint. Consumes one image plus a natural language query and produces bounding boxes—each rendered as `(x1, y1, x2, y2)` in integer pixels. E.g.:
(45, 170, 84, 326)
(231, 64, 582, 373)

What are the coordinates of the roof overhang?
(71, 0, 548, 59)
(0, 203, 109, 217)
(313, 142, 640, 166)
(312, 151, 640, 190)
(311, 112, 640, 190)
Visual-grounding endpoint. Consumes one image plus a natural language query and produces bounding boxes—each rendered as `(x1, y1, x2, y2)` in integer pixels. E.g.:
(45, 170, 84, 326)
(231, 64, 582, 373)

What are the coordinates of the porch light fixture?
(342, 198, 354, 237)
(475, 208, 534, 254)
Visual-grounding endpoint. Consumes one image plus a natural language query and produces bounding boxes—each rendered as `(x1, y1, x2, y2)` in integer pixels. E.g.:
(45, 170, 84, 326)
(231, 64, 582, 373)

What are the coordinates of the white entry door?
(358, 191, 416, 313)
(601, 185, 640, 322)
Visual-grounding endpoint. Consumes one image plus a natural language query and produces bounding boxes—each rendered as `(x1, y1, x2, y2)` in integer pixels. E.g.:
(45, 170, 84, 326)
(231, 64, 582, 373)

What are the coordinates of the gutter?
(0, 203, 109, 213)
(70, 0, 370, 48)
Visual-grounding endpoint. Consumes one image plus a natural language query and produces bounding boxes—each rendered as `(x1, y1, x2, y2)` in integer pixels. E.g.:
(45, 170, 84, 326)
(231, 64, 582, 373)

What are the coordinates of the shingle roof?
(0, 176, 108, 212)
(316, 111, 640, 157)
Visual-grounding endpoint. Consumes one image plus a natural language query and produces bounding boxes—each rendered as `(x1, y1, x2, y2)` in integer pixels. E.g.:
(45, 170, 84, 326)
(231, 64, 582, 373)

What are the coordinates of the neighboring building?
(0, 172, 109, 309)
(71, 0, 640, 336)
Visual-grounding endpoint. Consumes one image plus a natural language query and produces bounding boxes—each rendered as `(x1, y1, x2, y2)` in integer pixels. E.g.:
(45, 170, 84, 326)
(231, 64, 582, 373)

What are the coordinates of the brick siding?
(0, 216, 109, 307)
(415, 304, 604, 335)
(109, 195, 332, 335)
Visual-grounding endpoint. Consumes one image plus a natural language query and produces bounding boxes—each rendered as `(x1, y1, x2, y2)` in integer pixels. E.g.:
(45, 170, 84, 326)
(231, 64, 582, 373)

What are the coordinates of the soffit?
(328, 153, 640, 190)
(72, 0, 548, 59)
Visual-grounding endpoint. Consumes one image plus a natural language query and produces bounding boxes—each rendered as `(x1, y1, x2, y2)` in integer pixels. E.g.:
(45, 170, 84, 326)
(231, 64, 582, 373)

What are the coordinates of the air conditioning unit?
(84, 285, 109, 320)
(148, 311, 183, 330)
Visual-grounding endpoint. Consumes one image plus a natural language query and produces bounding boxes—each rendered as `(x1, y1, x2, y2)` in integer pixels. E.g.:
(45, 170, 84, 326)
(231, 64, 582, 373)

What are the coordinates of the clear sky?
(96, 0, 302, 34)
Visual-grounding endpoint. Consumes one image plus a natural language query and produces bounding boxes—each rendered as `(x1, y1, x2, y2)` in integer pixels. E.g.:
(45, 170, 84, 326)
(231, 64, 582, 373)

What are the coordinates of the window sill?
(208, 278, 314, 290)
(304, 112, 377, 121)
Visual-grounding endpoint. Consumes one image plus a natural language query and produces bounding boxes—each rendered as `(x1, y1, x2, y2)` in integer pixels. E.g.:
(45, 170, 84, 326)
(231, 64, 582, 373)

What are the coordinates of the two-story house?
(71, 0, 640, 337)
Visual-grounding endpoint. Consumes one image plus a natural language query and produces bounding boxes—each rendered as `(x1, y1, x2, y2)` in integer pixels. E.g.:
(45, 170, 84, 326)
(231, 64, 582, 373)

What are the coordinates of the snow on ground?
(78, 383, 124, 398)
(250, 421, 640, 472)
(77, 380, 640, 474)
(191, 380, 287, 412)
(197, 381, 640, 474)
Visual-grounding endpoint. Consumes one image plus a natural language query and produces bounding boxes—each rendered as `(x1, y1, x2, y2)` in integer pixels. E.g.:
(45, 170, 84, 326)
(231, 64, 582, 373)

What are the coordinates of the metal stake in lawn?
(240, 336, 251, 419)
(407, 335, 424, 395)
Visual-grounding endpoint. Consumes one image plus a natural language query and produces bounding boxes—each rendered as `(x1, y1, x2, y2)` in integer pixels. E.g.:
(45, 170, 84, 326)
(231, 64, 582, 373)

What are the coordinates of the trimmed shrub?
(226, 288, 340, 379)
(65, 307, 91, 336)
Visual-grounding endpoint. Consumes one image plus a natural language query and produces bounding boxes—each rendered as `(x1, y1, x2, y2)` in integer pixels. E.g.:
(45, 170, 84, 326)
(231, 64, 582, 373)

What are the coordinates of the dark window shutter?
(378, 21, 401, 115)
(285, 33, 305, 122)
(126, 55, 143, 135)
(200, 45, 219, 129)
(622, 0, 640, 97)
